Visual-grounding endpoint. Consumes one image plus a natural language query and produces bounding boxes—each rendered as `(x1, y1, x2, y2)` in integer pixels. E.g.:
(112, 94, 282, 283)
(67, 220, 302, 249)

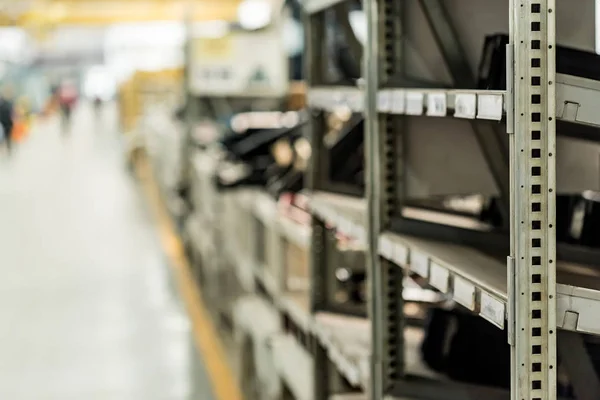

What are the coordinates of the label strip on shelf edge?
(279, 297, 312, 333)
(310, 86, 506, 120)
(328, 343, 361, 387)
(309, 198, 367, 245)
(303, 0, 347, 14)
(307, 87, 363, 112)
(378, 232, 507, 331)
(374, 89, 505, 121)
(378, 234, 408, 267)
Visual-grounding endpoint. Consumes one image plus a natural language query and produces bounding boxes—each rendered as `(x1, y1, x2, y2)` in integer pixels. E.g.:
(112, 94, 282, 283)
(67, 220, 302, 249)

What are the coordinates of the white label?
(477, 94, 504, 121)
(393, 243, 409, 267)
(391, 90, 405, 114)
(410, 251, 429, 277)
(378, 236, 394, 259)
(405, 92, 424, 115)
(453, 277, 476, 310)
(427, 93, 447, 117)
(429, 262, 450, 292)
(480, 292, 505, 329)
(454, 94, 477, 119)
(377, 90, 392, 112)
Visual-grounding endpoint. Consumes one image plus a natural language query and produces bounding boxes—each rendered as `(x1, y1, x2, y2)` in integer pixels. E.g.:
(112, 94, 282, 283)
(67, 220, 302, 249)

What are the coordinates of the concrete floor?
(0, 105, 215, 400)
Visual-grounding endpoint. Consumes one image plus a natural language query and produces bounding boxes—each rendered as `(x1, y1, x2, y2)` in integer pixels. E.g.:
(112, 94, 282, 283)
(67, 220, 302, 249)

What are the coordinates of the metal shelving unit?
(175, 0, 600, 399)
(301, 1, 600, 400)
(303, 0, 371, 397)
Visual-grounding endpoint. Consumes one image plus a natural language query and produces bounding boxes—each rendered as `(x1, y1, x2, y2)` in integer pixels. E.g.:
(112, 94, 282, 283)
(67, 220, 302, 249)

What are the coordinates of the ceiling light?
(237, 0, 272, 31)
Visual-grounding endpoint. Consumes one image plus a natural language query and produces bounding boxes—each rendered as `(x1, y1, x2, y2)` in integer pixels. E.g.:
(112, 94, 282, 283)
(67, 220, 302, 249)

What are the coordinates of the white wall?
(104, 21, 186, 85)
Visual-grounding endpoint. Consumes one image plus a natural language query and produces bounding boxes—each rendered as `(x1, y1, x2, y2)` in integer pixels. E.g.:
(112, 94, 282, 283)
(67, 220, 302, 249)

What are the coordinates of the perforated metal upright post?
(363, 0, 383, 397)
(181, 8, 196, 190)
(304, 9, 339, 400)
(304, 8, 327, 312)
(369, 0, 407, 398)
(508, 1, 557, 400)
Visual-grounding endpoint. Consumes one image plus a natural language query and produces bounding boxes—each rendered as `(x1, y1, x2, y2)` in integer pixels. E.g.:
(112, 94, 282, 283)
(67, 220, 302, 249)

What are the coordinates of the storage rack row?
(303, 1, 600, 400)
(172, 1, 600, 400)
(182, 148, 373, 399)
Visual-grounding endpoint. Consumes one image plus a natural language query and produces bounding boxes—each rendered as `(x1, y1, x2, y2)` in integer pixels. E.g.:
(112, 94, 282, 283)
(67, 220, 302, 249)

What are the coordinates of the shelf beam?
(373, 0, 408, 397)
(363, 0, 384, 399)
(302, 0, 352, 15)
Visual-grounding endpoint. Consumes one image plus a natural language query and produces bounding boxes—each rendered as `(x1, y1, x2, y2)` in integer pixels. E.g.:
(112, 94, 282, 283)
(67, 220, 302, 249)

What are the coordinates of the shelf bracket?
(507, 256, 516, 346)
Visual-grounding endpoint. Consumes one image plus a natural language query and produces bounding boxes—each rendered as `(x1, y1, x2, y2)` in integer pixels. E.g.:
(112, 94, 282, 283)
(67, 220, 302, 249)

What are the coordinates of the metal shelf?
(255, 266, 279, 299)
(278, 293, 442, 392)
(280, 293, 312, 333)
(308, 87, 504, 120)
(272, 333, 314, 400)
(233, 295, 281, 340)
(557, 73, 600, 129)
(313, 313, 370, 389)
(308, 87, 364, 113)
(277, 292, 368, 389)
(307, 190, 600, 336)
(250, 190, 312, 249)
(329, 395, 367, 400)
(301, 0, 353, 15)
(308, 191, 367, 245)
(309, 77, 600, 129)
(279, 216, 311, 249)
(380, 231, 600, 336)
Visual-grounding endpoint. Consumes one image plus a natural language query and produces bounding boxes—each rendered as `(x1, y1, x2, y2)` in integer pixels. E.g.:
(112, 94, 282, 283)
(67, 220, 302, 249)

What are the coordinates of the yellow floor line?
(136, 157, 243, 400)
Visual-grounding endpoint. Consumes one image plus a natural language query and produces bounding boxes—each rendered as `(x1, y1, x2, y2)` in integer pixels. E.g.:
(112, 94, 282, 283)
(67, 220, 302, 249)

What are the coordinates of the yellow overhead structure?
(1, 0, 242, 26)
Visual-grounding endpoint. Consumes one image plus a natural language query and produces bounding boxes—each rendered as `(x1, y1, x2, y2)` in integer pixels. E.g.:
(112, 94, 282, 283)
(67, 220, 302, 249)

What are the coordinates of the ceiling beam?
(0, 1, 242, 26)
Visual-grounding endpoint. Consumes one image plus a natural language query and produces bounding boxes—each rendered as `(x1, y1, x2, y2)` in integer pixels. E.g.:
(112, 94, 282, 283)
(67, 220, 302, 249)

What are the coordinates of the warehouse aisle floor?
(0, 104, 216, 400)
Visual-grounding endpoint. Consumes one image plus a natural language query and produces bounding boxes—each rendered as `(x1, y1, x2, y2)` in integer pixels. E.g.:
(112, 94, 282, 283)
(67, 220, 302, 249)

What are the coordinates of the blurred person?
(57, 80, 78, 133)
(93, 96, 103, 118)
(11, 96, 32, 143)
(0, 86, 14, 154)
